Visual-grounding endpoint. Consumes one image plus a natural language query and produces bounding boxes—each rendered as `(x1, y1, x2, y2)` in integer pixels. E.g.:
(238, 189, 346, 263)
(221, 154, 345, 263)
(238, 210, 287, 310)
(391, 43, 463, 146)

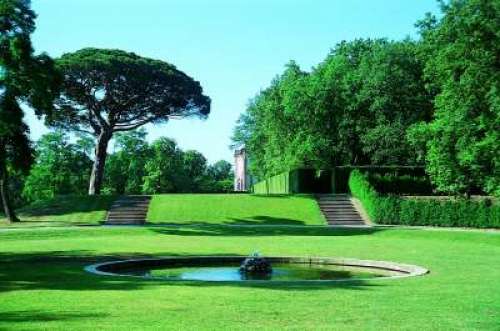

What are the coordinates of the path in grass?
(146, 194, 326, 225)
(0, 226, 499, 330)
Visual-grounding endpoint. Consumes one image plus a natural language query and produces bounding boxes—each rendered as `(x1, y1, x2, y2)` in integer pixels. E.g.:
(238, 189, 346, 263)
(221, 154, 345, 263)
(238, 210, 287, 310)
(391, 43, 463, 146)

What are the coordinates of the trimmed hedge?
(349, 170, 500, 229)
(254, 166, 425, 194)
(368, 173, 434, 195)
(253, 172, 291, 194)
(253, 169, 331, 194)
(332, 166, 425, 193)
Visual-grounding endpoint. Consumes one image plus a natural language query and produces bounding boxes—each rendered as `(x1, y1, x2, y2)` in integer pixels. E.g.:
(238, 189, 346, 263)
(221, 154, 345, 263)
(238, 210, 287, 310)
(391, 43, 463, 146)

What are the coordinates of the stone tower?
(234, 148, 250, 191)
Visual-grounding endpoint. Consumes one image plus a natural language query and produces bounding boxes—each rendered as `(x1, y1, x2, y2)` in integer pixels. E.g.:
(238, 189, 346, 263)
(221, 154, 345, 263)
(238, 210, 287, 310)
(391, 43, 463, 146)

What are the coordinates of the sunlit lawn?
(147, 194, 325, 225)
(0, 226, 499, 330)
(0, 195, 115, 227)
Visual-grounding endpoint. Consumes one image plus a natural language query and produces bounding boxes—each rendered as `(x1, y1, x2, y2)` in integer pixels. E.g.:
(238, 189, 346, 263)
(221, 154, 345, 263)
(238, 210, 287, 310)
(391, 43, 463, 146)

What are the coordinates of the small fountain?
(85, 255, 429, 282)
(238, 252, 273, 280)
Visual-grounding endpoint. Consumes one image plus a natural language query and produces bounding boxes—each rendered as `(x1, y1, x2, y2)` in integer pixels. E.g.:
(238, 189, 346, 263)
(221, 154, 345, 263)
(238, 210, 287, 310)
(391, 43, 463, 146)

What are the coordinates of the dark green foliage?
(253, 169, 332, 194)
(332, 166, 426, 193)
(349, 170, 499, 228)
(411, 0, 500, 196)
(51, 48, 211, 195)
(141, 137, 233, 194)
(0, 0, 60, 222)
(17, 130, 234, 203)
(22, 132, 92, 202)
(103, 129, 150, 195)
(23, 132, 92, 202)
(368, 174, 434, 195)
(233, 39, 432, 179)
(254, 166, 427, 195)
(142, 137, 186, 194)
(204, 160, 234, 193)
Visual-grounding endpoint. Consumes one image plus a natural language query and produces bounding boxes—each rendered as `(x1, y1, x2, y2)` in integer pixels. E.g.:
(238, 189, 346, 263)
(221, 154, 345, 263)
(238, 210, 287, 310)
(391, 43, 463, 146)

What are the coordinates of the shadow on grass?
(147, 215, 318, 226)
(0, 251, 382, 293)
(16, 195, 115, 218)
(0, 311, 107, 324)
(147, 223, 383, 237)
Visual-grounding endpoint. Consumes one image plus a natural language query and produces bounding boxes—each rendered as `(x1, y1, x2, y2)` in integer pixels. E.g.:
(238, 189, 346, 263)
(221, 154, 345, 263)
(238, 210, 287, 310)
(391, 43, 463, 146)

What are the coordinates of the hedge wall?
(333, 166, 425, 193)
(253, 169, 331, 194)
(253, 172, 291, 194)
(348, 170, 500, 229)
(254, 166, 426, 195)
(368, 173, 434, 195)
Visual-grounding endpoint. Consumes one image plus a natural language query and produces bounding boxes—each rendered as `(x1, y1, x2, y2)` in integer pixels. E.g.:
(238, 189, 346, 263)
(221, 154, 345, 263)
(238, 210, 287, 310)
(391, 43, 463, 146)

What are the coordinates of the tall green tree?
(51, 48, 210, 195)
(103, 129, 150, 195)
(233, 39, 432, 179)
(205, 160, 234, 192)
(0, 0, 59, 222)
(414, 0, 500, 196)
(142, 137, 184, 194)
(181, 150, 208, 192)
(22, 132, 92, 202)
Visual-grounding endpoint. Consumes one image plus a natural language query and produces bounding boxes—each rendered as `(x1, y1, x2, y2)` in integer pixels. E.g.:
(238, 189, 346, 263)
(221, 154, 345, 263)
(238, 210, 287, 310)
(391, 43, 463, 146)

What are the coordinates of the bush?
(333, 166, 426, 193)
(368, 174, 434, 195)
(348, 170, 499, 229)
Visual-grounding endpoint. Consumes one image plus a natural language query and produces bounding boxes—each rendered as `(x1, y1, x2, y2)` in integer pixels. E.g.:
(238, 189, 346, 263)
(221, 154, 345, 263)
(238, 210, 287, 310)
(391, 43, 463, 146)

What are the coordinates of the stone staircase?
(105, 195, 151, 225)
(316, 194, 367, 227)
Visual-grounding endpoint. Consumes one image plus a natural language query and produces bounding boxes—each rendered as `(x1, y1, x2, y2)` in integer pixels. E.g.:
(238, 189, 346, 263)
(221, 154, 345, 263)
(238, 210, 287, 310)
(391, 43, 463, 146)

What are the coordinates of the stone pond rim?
(84, 256, 429, 282)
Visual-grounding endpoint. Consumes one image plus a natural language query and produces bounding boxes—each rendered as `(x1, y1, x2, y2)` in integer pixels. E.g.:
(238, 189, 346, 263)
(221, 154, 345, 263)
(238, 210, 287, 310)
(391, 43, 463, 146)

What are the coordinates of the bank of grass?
(0, 226, 499, 330)
(146, 194, 325, 225)
(0, 195, 115, 227)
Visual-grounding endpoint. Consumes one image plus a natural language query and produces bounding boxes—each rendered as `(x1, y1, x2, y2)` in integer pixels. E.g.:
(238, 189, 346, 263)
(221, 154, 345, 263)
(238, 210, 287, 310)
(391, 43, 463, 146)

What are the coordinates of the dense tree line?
(233, 0, 499, 197)
(51, 48, 211, 195)
(19, 130, 234, 202)
(1, 1, 211, 221)
(0, 0, 60, 222)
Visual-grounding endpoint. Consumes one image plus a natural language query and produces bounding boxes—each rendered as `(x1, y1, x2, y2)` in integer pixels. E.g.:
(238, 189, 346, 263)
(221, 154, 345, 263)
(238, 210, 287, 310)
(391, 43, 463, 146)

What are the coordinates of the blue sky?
(27, 0, 440, 163)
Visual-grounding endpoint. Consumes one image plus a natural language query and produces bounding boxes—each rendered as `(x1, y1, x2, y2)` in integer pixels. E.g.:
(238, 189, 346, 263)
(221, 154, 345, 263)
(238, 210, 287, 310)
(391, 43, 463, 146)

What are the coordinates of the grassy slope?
(0, 195, 115, 226)
(0, 226, 499, 330)
(147, 194, 326, 225)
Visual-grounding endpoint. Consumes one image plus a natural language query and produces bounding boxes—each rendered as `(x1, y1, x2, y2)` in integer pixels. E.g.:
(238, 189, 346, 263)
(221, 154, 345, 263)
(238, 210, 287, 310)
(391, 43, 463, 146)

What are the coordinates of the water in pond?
(120, 263, 389, 281)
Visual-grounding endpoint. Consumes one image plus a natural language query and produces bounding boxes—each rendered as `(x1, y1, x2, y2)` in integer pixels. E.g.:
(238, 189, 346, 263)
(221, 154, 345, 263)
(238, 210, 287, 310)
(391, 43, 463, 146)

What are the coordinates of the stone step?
(322, 210, 360, 214)
(316, 194, 367, 227)
(111, 203, 150, 207)
(318, 200, 353, 204)
(328, 222, 366, 226)
(318, 199, 351, 202)
(109, 208, 148, 213)
(325, 215, 362, 220)
(320, 207, 359, 212)
(107, 218, 147, 221)
(108, 213, 146, 219)
(326, 218, 364, 221)
(328, 219, 364, 224)
(112, 199, 151, 203)
(105, 195, 151, 226)
(105, 221, 144, 225)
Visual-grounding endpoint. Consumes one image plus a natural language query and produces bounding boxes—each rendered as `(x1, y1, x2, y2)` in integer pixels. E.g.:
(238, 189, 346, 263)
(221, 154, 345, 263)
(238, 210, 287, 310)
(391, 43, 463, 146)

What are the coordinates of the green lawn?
(147, 194, 326, 225)
(0, 226, 499, 330)
(0, 195, 115, 227)
(1, 194, 324, 227)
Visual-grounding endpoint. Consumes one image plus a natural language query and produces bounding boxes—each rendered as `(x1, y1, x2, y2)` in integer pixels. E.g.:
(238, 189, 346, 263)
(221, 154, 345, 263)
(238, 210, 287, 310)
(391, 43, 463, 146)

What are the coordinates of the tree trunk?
(88, 131, 112, 195)
(0, 161, 19, 223)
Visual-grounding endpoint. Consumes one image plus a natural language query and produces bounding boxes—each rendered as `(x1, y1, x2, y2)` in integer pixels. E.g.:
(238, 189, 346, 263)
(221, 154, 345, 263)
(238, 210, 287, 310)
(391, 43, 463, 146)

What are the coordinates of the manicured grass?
(0, 226, 499, 330)
(0, 195, 115, 226)
(147, 194, 326, 225)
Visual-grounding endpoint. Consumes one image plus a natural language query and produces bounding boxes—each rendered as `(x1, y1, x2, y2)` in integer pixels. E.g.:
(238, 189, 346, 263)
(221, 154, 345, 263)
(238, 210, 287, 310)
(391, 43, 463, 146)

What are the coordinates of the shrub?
(348, 170, 499, 229)
(368, 174, 434, 195)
